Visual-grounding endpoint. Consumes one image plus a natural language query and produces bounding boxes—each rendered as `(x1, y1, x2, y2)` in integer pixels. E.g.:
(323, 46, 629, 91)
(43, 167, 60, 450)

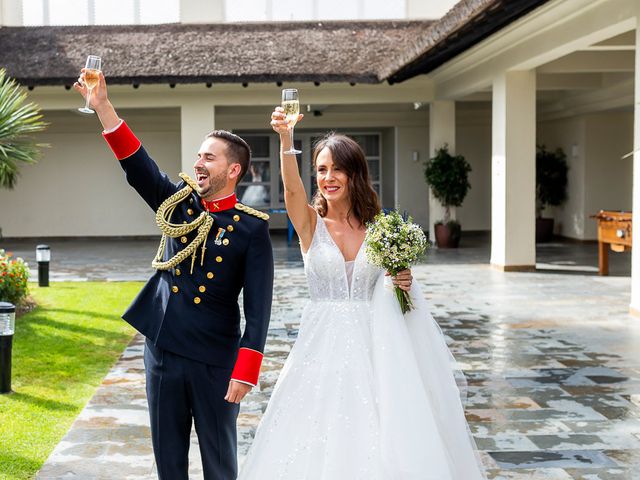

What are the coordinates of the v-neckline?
(319, 215, 365, 263)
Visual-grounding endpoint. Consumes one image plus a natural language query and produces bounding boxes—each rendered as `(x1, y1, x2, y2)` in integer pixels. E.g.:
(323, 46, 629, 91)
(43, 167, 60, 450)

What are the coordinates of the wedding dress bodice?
(302, 214, 381, 302)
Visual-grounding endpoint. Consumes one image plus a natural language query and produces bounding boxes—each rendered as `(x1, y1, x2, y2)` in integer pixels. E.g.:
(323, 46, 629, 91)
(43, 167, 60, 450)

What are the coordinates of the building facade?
(1, 0, 640, 309)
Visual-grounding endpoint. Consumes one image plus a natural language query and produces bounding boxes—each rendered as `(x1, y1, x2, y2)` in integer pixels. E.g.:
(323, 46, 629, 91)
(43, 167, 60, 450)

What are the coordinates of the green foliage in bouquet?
(0, 249, 30, 306)
(365, 210, 427, 314)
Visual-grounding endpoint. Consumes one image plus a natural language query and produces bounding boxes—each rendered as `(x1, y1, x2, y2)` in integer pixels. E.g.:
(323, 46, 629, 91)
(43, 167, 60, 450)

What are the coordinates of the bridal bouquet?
(364, 210, 428, 314)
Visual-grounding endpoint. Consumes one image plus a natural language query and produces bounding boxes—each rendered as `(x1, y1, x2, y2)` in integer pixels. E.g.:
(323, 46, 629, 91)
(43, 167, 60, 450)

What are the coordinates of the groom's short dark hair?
(206, 130, 252, 183)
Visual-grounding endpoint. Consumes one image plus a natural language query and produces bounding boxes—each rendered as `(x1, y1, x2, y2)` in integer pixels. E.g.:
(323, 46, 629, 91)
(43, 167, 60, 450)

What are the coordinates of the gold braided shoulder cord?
(152, 173, 213, 273)
(234, 202, 270, 220)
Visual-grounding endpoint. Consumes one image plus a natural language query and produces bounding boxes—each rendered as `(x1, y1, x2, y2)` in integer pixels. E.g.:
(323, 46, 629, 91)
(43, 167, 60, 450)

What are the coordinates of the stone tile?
(488, 450, 618, 469)
(27, 239, 640, 479)
(564, 467, 640, 479)
(485, 468, 573, 479)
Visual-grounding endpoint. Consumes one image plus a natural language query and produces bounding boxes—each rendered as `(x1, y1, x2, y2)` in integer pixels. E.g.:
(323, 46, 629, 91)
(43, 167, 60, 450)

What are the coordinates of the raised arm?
(270, 107, 317, 251)
(73, 70, 178, 210)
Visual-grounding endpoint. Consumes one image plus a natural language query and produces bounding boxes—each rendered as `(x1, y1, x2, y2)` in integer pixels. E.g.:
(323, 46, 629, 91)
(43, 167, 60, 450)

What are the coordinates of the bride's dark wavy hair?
(311, 133, 380, 226)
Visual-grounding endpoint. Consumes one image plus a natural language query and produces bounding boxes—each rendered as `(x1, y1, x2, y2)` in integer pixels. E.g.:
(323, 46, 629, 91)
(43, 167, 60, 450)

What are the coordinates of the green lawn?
(0, 282, 141, 480)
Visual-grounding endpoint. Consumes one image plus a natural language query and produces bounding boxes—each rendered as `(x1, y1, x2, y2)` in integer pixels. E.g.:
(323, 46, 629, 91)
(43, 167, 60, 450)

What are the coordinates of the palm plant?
(0, 68, 48, 189)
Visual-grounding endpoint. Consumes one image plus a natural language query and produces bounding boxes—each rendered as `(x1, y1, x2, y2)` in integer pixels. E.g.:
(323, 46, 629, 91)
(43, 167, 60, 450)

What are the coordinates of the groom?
(74, 71, 273, 480)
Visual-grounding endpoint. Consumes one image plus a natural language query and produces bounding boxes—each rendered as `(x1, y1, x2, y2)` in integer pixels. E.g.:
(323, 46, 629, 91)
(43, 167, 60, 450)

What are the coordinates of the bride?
(238, 108, 486, 479)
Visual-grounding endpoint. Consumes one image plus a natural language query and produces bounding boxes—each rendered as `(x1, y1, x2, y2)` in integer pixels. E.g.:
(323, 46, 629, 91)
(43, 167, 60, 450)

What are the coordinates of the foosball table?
(591, 210, 632, 275)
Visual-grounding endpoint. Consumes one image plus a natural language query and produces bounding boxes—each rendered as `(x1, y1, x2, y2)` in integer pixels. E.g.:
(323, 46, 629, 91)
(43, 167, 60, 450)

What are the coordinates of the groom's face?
(194, 137, 241, 198)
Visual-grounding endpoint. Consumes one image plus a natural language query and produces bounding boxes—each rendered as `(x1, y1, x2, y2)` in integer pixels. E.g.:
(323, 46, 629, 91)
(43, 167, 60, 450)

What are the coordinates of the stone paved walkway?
(33, 256, 640, 479)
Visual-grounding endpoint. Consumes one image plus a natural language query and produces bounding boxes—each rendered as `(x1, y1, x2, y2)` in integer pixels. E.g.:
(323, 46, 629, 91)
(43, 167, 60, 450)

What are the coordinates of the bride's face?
(316, 147, 350, 203)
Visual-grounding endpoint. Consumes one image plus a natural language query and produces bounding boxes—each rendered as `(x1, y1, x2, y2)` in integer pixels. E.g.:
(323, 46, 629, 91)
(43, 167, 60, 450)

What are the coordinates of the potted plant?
(536, 145, 568, 242)
(424, 145, 472, 248)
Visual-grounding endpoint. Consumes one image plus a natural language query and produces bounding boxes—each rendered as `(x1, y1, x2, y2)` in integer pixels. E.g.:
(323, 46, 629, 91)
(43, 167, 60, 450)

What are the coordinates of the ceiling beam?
(537, 72, 604, 90)
(538, 51, 634, 73)
(539, 76, 633, 120)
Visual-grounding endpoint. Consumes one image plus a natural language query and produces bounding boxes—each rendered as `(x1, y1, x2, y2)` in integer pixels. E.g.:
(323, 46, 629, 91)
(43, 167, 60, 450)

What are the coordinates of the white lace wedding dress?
(239, 215, 486, 479)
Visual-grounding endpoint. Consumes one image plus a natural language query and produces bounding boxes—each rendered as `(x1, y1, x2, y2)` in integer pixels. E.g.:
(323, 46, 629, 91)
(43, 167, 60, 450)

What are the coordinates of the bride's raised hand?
(389, 268, 413, 292)
(270, 106, 303, 136)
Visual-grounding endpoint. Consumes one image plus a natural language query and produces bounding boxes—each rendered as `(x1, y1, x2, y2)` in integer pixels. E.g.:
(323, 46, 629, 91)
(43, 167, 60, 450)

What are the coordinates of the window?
(237, 134, 276, 209)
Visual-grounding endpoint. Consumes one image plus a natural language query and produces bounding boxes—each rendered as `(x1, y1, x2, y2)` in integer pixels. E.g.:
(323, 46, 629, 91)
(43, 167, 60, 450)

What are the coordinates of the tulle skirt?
(238, 274, 486, 479)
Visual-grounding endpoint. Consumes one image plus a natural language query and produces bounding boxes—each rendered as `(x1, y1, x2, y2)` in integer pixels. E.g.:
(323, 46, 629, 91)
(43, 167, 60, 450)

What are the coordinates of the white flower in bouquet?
(364, 210, 428, 314)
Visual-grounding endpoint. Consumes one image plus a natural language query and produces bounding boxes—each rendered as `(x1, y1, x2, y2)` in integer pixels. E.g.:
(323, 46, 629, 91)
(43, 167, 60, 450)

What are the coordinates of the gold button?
(187, 208, 194, 215)
(181, 236, 188, 243)
(207, 272, 214, 279)
(233, 215, 240, 222)
(183, 221, 187, 224)
(222, 238, 230, 246)
(227, 225, 234, 232)
(199, 285, 206, 293)
(175, 268, 181, 276)
(172, 286, 179, 293)
(189, 198, 194, 204)
(194, 296, 201, 304)
(216, 256, 223, 263)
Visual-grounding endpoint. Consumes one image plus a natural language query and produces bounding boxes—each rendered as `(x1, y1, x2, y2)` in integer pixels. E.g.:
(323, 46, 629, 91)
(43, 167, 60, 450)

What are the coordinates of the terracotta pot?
(434, 223, 461, 248)
(536, 217, 554, 243)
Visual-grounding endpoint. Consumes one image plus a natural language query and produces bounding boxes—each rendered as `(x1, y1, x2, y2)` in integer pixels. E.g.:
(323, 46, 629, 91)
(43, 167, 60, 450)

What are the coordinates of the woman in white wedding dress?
(238, 109, 486, 479)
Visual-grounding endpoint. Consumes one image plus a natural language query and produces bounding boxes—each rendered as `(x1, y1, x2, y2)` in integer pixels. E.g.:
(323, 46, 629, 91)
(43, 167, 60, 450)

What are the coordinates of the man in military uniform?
(74, 71, 273, 480)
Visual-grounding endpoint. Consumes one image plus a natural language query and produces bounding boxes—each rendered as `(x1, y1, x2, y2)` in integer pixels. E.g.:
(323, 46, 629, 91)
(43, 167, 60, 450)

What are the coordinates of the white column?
(180, 0, 224, 23)
(428, 100, 456, 242)
(180, 102, 215, 175)
(0, 0, 23, 26)
(630, 18, 640, 316)
(490, 71, 536, 270)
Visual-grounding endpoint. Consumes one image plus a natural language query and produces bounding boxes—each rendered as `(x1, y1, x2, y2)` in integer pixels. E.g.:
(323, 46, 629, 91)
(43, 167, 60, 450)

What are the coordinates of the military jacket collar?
(200, 192, 237, 212)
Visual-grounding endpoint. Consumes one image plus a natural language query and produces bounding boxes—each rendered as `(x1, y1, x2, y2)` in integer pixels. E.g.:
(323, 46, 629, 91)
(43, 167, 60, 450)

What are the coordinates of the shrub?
(0, 249, 30, 306)
(536, 145, 568, 218)
(424, 144, 472, 224)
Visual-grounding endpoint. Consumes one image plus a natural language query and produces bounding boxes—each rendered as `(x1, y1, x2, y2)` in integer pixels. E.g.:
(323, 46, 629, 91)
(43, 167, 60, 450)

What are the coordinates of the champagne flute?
(78, 55, 102, 114)
(282, 89, 302, 154)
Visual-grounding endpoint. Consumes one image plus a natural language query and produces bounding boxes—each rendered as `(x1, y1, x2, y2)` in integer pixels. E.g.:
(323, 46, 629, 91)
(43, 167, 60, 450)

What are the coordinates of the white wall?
(225, 0, 409, 22)
(18, 0, 457, 25)
(584, 112, 633, 238)
(1, 0, 22, 25)
(538, 111, 633, 240)
(0, 103, 434, 237)
(395, 126, 429, 228)
(456, 102, 492, 231)
(406, 0, 457, 19)
(0, 108, 180, 237)
(538, 116, 587, 239)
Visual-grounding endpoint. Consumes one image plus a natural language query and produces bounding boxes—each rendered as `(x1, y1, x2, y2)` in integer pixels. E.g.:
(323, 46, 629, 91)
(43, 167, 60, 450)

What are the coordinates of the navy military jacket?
(104, 121, 273, 384)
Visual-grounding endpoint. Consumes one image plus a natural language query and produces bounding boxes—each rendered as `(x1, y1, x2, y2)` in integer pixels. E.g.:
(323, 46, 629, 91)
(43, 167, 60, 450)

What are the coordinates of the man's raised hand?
(73, 70, 120, 131)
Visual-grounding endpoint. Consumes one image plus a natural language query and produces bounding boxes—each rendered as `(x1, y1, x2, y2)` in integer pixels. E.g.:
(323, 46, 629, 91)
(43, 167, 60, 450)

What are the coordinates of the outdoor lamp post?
(0, 302, 15, 394)
(36, 245, 50, 287)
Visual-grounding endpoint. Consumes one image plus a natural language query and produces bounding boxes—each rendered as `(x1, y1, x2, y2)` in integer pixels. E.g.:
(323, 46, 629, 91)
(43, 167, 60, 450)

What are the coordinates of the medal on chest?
(214, 227, 226, 246)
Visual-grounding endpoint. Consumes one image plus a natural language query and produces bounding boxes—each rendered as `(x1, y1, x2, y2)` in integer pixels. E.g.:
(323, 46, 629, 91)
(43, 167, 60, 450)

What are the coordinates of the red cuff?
(102, 121, 142, 160)
(231, 348, 263, 386)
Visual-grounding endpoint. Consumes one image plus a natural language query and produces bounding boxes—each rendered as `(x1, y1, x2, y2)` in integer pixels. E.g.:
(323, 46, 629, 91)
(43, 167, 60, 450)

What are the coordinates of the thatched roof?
(0, 21, 432, 87)
(0, 0, 552, 87)
(385, 0, 551, 83)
